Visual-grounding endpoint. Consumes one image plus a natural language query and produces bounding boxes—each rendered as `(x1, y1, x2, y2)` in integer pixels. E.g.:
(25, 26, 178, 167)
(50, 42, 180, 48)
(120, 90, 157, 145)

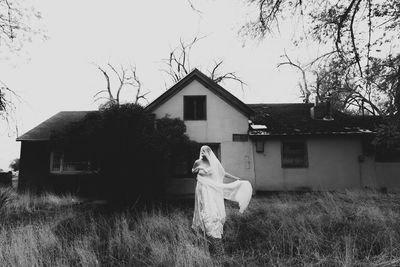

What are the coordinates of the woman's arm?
(192, 160, 208, 174)
(192, 160, 201, 174)
(224, 172, 241, 180)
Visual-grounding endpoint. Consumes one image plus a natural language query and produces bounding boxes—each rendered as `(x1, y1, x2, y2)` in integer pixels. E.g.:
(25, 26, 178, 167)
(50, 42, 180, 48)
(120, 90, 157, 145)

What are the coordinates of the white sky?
(0, 0, 317, 170)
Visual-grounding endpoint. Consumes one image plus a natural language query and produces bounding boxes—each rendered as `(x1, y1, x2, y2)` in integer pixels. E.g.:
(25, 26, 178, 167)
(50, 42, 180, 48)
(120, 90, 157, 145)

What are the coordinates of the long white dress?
(192, 146, 252, 239)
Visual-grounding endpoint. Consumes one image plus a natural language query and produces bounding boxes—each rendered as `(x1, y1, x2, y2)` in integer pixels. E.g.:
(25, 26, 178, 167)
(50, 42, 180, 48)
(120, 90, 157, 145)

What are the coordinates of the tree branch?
(96, 65, 113, 101)
(349, 0, 363, 77)
(278, 52, 310, 103)
(335, 0, 357, 52)
(93, 63, 148, 107)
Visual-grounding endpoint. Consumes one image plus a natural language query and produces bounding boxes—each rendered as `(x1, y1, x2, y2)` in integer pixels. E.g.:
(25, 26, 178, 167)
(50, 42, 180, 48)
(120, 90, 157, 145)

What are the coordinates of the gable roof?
(16, 111, 96, 141)
(248, 103, 380, 137)
(145, 68, 254, 116)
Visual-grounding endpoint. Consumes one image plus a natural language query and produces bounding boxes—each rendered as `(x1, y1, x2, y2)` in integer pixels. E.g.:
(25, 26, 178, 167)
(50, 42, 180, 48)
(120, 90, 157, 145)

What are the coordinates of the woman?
(192, 145, 252, 256)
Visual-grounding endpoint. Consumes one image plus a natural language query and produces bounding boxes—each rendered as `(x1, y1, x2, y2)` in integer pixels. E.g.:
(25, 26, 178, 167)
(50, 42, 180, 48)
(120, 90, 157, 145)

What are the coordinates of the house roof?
(145, 68, 254, 116)
(17, 72, 382, 142)
(248, 103, 380, 137)
(17, 104, 381, 142)
(16, 111, 96, 141)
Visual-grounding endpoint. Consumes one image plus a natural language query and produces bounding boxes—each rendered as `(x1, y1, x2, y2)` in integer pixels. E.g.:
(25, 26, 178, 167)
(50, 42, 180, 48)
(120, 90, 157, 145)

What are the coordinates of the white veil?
(196, 145, 253, 214)
(199, 145, 225, 182)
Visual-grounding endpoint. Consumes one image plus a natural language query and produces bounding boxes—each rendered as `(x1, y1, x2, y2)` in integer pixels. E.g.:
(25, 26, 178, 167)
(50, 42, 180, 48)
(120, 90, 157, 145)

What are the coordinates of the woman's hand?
(192, 167, 208, 174)
(224, 172, 241, 180)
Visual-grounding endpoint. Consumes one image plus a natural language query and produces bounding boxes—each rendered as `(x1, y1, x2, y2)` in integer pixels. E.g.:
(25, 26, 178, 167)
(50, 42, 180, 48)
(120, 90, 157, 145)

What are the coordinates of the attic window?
(184, 96, 206, 120)
(281, 140, 308, 168)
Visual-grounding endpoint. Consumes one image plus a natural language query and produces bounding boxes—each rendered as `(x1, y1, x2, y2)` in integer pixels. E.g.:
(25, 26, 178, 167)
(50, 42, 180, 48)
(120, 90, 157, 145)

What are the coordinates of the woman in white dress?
(192, 145, 252, 256)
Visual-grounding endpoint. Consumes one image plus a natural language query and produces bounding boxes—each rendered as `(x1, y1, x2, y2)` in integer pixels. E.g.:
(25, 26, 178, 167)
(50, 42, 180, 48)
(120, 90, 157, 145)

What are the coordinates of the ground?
(0, 188, 399, 266)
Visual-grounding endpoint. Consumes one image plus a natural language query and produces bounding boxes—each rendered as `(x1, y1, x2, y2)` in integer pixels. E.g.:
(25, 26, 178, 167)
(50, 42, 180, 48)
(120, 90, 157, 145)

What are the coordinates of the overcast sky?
(0, 0, 318, 170)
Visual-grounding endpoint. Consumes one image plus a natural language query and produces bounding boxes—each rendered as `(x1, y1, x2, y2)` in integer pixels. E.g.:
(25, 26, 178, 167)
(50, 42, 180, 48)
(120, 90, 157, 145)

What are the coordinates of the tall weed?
(0, 189, 399, 266)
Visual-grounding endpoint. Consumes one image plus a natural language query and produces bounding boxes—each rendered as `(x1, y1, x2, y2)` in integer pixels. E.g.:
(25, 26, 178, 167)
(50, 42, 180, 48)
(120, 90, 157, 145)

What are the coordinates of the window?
(50, 151, 97, 174)
(281, 140, 308, 168)
(204, 143, 221, 161)
(173, 143, 220, 178)
(233, 134, 248, 142)
(184, 96, 206, 120)
(375, 147, 400, 162)
(255, 141, 264, 153)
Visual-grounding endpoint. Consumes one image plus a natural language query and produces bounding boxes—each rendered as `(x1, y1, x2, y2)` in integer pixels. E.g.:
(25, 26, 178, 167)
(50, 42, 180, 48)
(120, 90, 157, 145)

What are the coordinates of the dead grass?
(0, 188, 400, 266)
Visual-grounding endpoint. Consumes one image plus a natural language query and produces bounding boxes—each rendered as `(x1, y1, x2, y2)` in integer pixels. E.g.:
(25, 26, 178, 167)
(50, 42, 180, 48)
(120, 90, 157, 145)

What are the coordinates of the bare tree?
(208, 60, 246, 91)
(186, 0, 202, 14)
(0, 78, 20, 135)
(1, 0, 43, 131)
(162, 36, 246, 90)
(242, 0, 400, 115)
(94, 63, 149, 109)
(277, 52, 311, 103)
(0, 0, 19, 42)
(0, 0, 22, 122)
(163, 36, 202, 84)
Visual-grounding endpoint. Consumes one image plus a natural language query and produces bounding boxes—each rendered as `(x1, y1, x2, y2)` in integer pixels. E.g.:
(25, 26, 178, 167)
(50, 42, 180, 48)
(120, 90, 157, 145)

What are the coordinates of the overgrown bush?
(52, 103, 197, 203)
(155, 116, 198, 178)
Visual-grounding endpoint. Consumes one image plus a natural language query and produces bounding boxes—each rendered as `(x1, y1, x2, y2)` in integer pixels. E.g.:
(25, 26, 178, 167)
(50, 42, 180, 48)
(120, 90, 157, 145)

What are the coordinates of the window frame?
(203, 143, 221, 161)
(172, 143, 221, 178)
(183, 95, 207, 121)
(375, 147, 400, 162)
(255, 140, 264, 153)
(281, 140, 308, 168)
(50, 151, 96, 174)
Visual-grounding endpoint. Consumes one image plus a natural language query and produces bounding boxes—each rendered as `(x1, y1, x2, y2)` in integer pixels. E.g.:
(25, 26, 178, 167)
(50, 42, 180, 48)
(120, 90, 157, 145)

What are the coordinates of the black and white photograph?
(0, 0, 400, 266)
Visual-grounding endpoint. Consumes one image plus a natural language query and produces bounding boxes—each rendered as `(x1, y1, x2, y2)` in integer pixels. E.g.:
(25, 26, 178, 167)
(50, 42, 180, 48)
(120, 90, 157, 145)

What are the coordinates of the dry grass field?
(0, 188, 399, 266)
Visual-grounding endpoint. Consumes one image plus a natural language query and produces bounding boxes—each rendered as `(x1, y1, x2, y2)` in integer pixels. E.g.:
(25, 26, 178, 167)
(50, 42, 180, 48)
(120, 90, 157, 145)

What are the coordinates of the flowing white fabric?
(192, 146, 253, 238)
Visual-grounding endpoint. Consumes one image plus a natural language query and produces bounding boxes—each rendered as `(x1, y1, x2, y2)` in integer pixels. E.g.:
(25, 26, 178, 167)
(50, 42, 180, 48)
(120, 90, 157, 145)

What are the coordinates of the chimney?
(323, 99, 334, 121)
(310, 96, 334, 120)
(310, 102, 326, 119)
(323, 94, 334, 121)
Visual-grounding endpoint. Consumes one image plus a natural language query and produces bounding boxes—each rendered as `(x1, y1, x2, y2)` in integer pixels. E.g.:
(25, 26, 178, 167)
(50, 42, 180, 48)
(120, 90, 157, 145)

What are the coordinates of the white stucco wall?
(253, 137, 400, 191)
(151, 79, 255, 194)
(150, 79, 400, 193)
(375, 163, 400, 191)
(253, 137, 365, 191)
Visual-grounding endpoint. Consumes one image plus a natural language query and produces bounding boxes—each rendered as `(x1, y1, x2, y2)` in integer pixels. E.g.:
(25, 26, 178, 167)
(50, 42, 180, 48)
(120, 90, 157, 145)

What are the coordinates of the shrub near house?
(18, 104, 196, 202)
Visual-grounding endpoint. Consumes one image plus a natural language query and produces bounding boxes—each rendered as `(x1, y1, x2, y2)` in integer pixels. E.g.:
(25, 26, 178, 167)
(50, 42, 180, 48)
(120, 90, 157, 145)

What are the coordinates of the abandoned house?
(16, 69, 400, 194)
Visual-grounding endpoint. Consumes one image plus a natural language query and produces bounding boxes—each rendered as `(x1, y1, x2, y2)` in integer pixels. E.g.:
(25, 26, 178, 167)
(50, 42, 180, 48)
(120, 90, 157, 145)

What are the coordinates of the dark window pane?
(196, 97, 206, 119)
(375, 147, 400, 162)
(255, 141, 264, 153)
(184, 97, 195, 120)
(50, 151, 95, 173)
(282, 141, 308, 168)
(173, 143, 220, 178)
(51, 152, 62, 172)
(207, 143, 220, 160)
(184, 96, 206, 120)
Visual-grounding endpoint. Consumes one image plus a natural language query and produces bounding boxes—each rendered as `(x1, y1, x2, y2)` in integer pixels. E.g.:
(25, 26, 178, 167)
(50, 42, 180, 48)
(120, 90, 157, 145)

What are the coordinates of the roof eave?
(248, 131, 376, 138)
(145, 68, 254, 117)
(16, 138, 49, 142)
